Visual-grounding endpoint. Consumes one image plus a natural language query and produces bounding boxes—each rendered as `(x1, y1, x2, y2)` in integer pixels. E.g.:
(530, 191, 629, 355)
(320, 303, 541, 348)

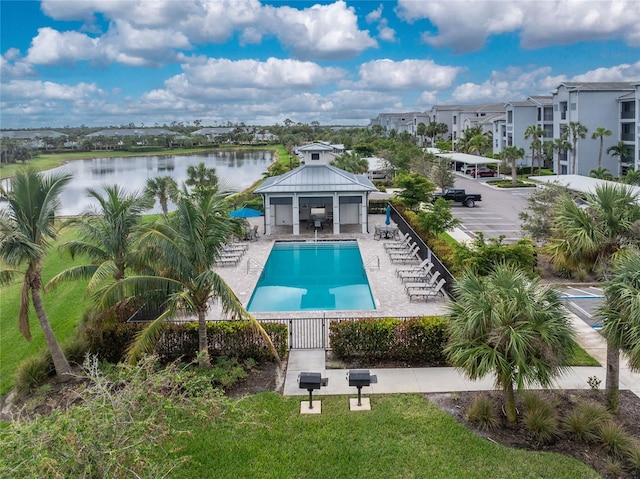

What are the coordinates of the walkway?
(283, 312, 640, 399)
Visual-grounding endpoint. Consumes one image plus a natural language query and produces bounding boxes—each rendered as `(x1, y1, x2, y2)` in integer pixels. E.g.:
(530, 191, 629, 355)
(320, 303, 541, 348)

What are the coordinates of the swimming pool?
(247, 241, 376, 312)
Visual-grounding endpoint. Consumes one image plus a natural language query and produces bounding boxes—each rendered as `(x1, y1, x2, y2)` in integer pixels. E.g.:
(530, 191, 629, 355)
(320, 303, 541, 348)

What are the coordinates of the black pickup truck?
(432, 188, 482, 208)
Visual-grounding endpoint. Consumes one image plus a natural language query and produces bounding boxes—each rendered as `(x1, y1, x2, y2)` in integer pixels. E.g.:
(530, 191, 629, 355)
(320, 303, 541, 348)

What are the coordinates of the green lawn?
(172, 393, 600, 479)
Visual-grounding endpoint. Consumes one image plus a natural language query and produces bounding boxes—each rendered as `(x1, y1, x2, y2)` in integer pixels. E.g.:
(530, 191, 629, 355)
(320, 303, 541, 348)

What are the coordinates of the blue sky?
(1, 0, 639, 129)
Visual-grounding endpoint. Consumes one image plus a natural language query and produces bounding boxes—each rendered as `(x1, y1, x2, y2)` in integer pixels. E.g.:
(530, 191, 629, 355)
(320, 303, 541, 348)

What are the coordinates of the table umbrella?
(229, 206, 264, 218)
(385, 204, 391, 225)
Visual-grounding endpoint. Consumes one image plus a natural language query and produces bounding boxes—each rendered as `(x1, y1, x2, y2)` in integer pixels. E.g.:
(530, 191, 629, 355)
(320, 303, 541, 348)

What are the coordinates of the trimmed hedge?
(330, 316, 449, 365)
(85, 321, 287, 364)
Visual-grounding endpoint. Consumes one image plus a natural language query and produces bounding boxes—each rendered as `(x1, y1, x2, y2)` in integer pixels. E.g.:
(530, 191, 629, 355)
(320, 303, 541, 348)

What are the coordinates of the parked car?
(468, 167, 496, 178)
(432, 188, 482, 208)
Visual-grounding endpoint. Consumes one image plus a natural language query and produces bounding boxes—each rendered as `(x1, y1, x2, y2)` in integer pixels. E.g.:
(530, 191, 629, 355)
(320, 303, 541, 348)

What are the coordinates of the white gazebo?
(255, 163, 377, 236)
(436, 152, 502, 172)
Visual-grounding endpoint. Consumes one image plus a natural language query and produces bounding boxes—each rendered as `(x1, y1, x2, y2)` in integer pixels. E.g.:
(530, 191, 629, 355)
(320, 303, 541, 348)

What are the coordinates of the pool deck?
(208, 214, 449, 321)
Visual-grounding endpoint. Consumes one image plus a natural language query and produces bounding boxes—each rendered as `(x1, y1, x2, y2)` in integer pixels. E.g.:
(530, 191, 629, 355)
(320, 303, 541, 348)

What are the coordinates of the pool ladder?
(246, 257, 264, 275)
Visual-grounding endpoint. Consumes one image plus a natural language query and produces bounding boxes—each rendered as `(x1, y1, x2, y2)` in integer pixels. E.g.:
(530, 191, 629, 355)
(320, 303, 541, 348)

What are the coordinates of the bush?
(563, 401, 611, 443)
(467, 394, 501, 430)
(522, 392, 559, 444)
(85, 320, 287, 365)
(597, 420, 634, 458)
(330, 316, 449, 364)
(14, 351, 54, 394)
(626, 440, 640, 474)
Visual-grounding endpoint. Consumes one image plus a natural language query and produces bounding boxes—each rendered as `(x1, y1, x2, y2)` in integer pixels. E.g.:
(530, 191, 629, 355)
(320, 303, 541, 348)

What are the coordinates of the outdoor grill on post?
(298, 372, 328, 410)
(347, 369, 377, 406)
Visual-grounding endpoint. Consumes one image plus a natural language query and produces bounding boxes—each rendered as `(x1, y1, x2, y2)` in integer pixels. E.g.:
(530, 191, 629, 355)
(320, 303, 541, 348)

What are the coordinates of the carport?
(436, 152, 502, 176)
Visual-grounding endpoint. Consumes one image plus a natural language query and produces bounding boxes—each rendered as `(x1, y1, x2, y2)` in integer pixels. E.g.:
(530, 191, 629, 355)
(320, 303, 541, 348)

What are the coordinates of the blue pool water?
(247, 241, 376, 312)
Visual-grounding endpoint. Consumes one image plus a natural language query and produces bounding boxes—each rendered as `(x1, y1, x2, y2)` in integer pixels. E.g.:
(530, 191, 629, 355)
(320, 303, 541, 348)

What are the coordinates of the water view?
(43, 150, 274, 215)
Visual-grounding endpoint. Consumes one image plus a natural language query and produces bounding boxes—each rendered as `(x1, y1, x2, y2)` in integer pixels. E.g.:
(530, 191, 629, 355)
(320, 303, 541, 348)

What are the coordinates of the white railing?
(246, 257, 264, 275)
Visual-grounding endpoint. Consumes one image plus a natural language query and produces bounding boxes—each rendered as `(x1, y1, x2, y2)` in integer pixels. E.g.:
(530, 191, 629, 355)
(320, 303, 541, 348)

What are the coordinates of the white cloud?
(356, 59, 462, 90)
(26, 27, 100, 64)
(396, 0, 640, 53)
(1, 50, 36, 78)
(366, 4, 383, 23)
(571, 61, 640, 82)
(2, 80, 103, 100)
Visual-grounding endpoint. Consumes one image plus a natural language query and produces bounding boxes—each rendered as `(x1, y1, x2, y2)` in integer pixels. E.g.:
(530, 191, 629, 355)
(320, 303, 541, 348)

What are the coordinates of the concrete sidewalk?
(283, 313, 640, 398)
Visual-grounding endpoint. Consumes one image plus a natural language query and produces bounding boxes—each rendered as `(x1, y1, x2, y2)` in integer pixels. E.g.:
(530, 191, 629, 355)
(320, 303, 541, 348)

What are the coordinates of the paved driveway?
(450, 174, 535, 243)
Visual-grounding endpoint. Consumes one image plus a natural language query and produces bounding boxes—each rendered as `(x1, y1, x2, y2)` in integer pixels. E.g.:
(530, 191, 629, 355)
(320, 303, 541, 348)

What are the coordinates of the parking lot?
(559, 285, 605, 329)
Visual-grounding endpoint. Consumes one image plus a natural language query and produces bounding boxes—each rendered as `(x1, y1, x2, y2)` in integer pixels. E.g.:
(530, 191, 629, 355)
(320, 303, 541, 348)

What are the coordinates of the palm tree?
(500, 146, 525, 186)
(445, 265, 576, 424)
(0, 168, 73, 377)
(591, 126, 612, 169)
(567, 121, 588, 175)
(589, 166, 613, 180)
(466, 134, 491, 156)
(551, 137, 572, 174)
(622, 168, 640, 186)
(524, 125, 545, 175)
(145, 176, 178, 217)
(330, 152, 369, 173)
(546, 184, 640, 277)
(185, 162, 219, 194)
(598, 249, 640, 413)
(607, 141, 630, 178)
(47, 185, 153, 293)
(98, 188, 280, 368)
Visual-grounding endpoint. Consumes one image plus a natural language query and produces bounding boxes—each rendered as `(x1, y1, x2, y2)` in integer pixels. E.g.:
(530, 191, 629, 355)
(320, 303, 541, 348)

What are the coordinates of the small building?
(255, 142, 377, 235)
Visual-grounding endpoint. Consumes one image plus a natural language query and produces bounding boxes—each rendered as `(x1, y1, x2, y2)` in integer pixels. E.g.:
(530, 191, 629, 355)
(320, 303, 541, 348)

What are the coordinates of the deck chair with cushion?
(396, 259, 432, 276)
(398, 263, 435, 283)
(404, 271, 441, 294)
(407, 278, 447, 302)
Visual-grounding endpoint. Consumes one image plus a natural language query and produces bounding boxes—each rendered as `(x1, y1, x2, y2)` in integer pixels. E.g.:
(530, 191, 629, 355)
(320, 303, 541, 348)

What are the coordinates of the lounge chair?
(404, 271, 442, 293)
(373, 224, 381, 240)
(407, 278, 447, 302)
(389, 244, 420, 263)
(395, 259, 432, 276)
(383, 234, 410, 250)
(398, 263, 435, 283)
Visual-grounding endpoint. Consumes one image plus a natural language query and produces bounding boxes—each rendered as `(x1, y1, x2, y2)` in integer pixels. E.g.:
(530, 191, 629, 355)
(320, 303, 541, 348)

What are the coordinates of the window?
(621, 101, 635, 119)
(622, 123, 634, 141)
(453, 116, 457, 125)
(507, 110, 513, 123)
(543, 125, 553, 138)
(570, 103, 577, 111)
(560, 102, 568, 120)
(544, 107, 553, 121)
(311, 153, 320, 161)
(537, 108, 542, 121)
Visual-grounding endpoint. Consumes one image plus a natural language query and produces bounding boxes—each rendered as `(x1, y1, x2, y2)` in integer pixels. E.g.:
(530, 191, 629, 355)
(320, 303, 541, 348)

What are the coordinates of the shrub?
(597, 421, 634, 458)
(14, 351, 54, 394)
(330, 316, 449, 364)
(522, 397, 560, 444)
(467, 394, 500, 430)
(626, 440, 640, 474)
(563, 401, 611, 443)
(1, 356, 229, 478)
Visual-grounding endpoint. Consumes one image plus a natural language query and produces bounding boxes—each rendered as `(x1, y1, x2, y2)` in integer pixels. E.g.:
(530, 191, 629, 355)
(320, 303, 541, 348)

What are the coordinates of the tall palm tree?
(567, 121, 588, 175)
(47, 185, 153, 293)
(185, 162, 219, 194)
(98, 188, 280, 368)
(607, 141, 630, 178)
(524, 125, 545, 175)
(551, 137, 572, 174)
(0, 168, 73, 377)
(145, 176, 178, 217)
(466, 134, 491, 156)
(500, 145, 525, 186)
(546, 184, 640, 277)
(445, 265, 576, 424)
(599, 250, 640, 413)
(598, 249, 640, 413)
(591, 126, 612, 169)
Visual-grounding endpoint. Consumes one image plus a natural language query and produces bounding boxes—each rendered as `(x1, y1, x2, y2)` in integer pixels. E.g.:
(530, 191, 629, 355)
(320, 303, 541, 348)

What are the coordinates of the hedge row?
(329, 316, 450, 365)
(85, 321, 287, 364)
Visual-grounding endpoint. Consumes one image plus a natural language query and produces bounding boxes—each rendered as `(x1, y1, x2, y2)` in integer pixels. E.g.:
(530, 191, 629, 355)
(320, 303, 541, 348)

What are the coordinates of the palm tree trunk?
(504, 381, 518, 424)
(511, 161, 517, 186)
(197, 309, 211, 368)
(605, 342, 620, 414)
(31, 286, 72, 376)
(598, 139, 603, 169)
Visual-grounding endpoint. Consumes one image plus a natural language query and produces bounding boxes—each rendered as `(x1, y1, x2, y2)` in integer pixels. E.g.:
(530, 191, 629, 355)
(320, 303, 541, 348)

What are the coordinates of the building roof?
(528, 95, 553, 106)
(529, 175, 640, 197)
(192, 127, 235, 135)
(436, 152, 502, 165)
(296, 142, 335, 152)
(86, 128, 180, 137)
(254, 164, 377, 194)
(0, 130, 66, 139)
(555, 82, 636, 92)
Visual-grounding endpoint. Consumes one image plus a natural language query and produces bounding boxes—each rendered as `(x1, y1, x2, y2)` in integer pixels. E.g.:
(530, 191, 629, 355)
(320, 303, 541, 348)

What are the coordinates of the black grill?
(298, 372, 328, 410)
(347, 370, 377, 406)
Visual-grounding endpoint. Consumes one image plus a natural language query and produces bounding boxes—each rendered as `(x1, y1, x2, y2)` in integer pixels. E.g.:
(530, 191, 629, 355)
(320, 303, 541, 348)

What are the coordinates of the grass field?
(172, 393, 600, 479)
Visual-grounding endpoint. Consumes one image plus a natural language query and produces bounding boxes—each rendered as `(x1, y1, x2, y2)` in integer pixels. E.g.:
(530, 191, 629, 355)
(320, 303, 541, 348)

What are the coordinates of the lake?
(43, 150, 274, 215)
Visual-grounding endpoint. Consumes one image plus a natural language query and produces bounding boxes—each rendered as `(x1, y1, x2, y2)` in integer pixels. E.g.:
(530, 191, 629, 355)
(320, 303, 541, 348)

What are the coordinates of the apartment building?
(368, 112, 430, 136)
(502, 96, 553, 165)
(553, 82, 636, 175)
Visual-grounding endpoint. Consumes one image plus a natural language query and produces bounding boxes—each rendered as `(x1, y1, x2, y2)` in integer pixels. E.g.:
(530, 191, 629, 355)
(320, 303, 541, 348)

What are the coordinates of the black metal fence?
(388, 204, 456, 297)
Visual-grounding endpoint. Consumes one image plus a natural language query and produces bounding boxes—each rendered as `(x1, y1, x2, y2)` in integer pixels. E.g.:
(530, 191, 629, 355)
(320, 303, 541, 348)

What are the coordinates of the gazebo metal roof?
(255, 164, 376, 194)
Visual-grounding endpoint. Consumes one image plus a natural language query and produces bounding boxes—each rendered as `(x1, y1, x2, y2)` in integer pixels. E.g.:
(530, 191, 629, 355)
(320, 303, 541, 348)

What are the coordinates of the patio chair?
(407, 278, 446, 302)
(249, 225, 259, 241)
(389, 247, 421, 264)
(384, 237, 413, 251)
(373, 224, 381, 240)
(398, 263, 434, 283)
(389, 244, 419, 259)
(395, 259, 432, 276)
(382, 232, 408, 249)
(404, 271, 441, 293)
